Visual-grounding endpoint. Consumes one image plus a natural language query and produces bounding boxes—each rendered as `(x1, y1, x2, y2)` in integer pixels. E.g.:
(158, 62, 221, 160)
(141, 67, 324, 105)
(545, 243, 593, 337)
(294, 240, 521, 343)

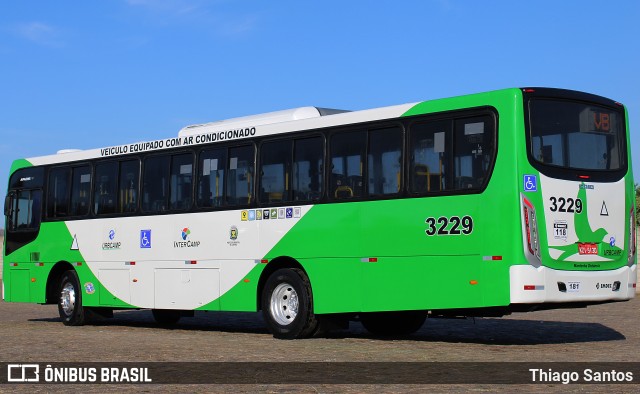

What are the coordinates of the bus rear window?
(528, 99, 625, 171)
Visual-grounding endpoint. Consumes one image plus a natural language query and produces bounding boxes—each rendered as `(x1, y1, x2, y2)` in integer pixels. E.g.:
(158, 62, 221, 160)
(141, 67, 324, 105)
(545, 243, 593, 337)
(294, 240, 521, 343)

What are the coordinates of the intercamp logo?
(174, 227, 200, 248)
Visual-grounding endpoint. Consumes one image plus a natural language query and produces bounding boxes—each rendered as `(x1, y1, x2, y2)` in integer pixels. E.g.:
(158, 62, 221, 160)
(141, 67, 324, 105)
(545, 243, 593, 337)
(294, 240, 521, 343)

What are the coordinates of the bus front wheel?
(261, 268, 320, 339)
(58, 270, 87, 326)
(360, 311, 427, 337)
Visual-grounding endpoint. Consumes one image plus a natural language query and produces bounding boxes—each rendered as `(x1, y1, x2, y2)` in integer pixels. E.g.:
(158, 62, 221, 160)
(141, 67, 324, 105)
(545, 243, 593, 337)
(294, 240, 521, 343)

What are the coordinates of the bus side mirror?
(4, 193, 14, 217)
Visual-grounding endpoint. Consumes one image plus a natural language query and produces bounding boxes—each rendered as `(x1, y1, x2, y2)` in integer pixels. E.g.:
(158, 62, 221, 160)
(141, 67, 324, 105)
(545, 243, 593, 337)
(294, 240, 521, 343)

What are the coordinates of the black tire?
(261, 268, 320, 339)
(360, 311, 427, 337)
(152, 309, 181, 326)
(58, 270, 87, 326)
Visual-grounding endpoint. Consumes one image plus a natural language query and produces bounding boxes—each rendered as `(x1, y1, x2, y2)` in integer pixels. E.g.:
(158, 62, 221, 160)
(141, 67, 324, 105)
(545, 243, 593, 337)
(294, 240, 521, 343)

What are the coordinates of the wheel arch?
(257, 256, 309, 311)
(45, 261, 75, 304)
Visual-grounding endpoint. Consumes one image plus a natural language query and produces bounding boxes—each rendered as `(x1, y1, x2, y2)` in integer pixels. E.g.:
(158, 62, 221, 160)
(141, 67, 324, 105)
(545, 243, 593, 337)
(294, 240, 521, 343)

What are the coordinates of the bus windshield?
(528, 99, 625, 171)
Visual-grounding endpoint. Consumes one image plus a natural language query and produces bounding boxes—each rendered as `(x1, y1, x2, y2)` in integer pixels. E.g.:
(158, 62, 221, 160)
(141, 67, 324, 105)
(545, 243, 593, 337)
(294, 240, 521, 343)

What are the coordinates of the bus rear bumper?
(509, 264, 636, 304)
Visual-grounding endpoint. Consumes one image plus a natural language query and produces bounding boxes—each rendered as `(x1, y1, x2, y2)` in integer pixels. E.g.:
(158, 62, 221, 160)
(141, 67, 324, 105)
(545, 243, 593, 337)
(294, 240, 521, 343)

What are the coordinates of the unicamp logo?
(174, 227, 200, 248)
(102, 229, 121, 250)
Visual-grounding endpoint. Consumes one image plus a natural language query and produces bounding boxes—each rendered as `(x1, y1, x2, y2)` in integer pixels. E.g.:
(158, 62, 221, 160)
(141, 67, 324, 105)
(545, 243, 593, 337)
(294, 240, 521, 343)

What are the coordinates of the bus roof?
(178, 107, 350, 137)
(20, 87, 587, 168)
(21, 100, 423, 167)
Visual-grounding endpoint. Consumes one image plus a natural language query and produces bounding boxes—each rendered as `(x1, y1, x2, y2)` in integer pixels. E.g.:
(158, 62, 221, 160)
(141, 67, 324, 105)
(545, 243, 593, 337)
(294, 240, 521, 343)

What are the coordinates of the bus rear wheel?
(58, 270, 87, 326)
(360, 311, 427, 337)
(262, 268, 320, 339)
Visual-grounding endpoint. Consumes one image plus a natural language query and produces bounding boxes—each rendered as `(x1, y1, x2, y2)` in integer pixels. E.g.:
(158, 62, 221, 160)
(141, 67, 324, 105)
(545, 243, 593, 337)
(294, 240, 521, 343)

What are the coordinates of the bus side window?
(47, 167, 70, 218)
(142, 155, 170, 213)
(119, 160, 139, 213)
(12, 189, 42, 230)
(170, 154, 193, 211)
(30, 190, 42, 227)
(260, 140, 292, 203)
(330, 131, 366, 200)
(227, 145, 255, 206)
(293, 136, 323, 201)
(454, 116, 494, 189)
(410, 120, 451, 193)
(69, 166, 91, 217)
(368, 126, 402, 196)
(198, 148, 226, 208)
(94, 162, 117, 215)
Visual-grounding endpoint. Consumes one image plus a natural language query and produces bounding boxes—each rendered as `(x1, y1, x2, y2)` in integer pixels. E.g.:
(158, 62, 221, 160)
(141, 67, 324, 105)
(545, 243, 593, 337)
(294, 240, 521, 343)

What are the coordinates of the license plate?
(578, 243, 598, 255)
(566, 281, 581, 292)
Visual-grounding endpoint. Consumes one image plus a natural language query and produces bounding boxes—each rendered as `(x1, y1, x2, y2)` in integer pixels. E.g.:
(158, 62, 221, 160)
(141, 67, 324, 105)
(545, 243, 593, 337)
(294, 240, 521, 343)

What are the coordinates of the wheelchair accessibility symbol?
(140, 229, 152, 248)
(523, 175, 537, 192)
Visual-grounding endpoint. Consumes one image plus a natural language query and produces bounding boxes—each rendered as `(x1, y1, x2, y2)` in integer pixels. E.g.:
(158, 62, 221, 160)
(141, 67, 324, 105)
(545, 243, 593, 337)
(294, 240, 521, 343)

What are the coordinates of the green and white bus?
(3, 88, 636, 339)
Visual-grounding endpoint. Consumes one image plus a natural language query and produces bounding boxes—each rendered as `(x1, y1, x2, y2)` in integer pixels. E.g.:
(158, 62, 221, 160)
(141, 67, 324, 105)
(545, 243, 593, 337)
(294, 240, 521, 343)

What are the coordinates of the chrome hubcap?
(270, 283, 299, 326)
(60, 282, 76, 316)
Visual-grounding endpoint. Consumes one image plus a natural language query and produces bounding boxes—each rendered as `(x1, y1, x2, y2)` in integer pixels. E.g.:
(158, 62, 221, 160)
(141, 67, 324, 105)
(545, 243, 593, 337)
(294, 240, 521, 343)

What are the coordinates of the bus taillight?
(629, 208, 636, 265)
(523, 197, 541, 261)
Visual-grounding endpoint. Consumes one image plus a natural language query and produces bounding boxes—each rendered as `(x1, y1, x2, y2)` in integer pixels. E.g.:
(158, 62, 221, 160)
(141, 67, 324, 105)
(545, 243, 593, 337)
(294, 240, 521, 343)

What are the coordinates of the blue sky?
(1, 0, 639, 204)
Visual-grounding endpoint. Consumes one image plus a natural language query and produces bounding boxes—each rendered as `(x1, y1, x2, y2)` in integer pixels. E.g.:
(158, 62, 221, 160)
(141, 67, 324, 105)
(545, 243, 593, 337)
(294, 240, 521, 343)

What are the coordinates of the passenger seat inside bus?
(332, 173, 351, 199)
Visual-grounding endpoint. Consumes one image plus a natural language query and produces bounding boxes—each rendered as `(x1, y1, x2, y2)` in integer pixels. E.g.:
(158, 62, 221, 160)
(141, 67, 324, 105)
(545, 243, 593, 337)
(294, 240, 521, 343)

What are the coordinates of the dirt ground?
(1, 233, 639, 392)
(0, 293, 638, 392)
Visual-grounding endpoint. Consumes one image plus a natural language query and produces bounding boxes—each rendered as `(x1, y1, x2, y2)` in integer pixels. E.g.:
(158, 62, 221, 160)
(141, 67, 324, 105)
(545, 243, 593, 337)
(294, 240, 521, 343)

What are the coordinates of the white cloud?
(125, 0, 205, 18)
(124, 0, 257, 37)
(12, 22, 65, 48)
(435, 0, 455, 12)
(218, 15, 257, 37)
